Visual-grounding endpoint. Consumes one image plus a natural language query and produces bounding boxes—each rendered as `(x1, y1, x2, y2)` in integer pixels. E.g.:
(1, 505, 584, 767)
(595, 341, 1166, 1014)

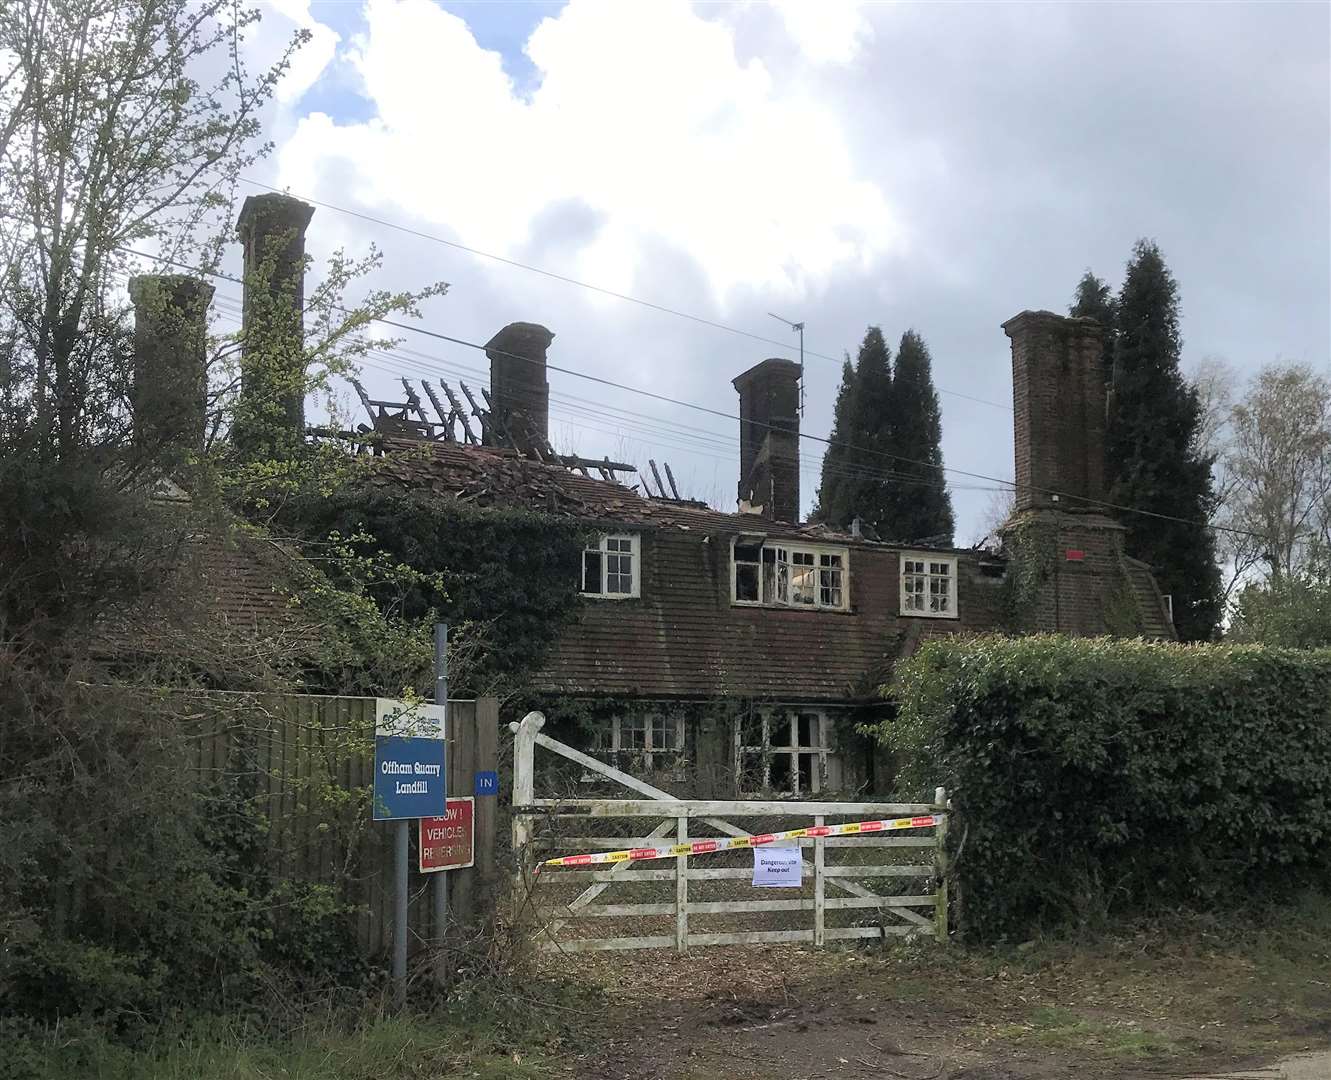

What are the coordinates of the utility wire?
(237, 177, 1011, 412)
(130, 243, 1273, 543)
(214, 293, 996, 492)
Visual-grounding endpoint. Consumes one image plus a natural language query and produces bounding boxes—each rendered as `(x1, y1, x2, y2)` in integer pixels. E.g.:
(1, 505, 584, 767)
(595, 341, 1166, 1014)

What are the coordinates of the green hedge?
(882, 636, 1331, 941)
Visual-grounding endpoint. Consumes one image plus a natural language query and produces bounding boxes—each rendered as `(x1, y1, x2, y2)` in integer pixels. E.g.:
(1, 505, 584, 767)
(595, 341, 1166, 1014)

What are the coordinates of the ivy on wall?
(998, 515, 1059, 630)
(285, 485, 588, 696)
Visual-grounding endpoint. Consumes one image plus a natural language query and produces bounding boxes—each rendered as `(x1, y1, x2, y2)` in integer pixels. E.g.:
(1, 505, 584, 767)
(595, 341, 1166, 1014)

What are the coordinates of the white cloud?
(276, 0, 897, 304)
(769, 0, 873, 65)
(264, 0, 340, 103)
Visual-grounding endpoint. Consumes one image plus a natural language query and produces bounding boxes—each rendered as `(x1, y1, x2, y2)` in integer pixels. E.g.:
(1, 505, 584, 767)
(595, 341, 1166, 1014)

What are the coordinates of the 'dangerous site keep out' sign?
(752, 844, 802, 887)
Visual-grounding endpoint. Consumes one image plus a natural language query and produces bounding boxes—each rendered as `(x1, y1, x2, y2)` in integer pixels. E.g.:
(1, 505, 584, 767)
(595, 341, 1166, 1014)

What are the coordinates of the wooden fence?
(185, 692, 500, 958)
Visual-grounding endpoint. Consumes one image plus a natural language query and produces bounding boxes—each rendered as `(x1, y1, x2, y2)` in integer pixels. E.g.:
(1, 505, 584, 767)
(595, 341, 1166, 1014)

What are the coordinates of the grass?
(901, 890, 1331, 1066)
(6, 977, 598, 1080)
(11, 894, 1331, 1080)
(993, 1005, 1189, 1059)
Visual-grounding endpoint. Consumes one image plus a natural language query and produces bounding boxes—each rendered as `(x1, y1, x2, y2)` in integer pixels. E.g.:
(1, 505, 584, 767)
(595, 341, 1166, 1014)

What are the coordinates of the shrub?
(880, 636, 1331, 940)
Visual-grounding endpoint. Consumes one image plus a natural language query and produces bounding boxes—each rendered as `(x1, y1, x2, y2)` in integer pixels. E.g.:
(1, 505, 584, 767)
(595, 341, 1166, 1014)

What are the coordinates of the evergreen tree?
(1070, 270, 1117, 385)
(1107, 240, 1223, 640)
(812, 357, 859, 525)
(813, 327, 891, 530)
(882, 330, 954, 545)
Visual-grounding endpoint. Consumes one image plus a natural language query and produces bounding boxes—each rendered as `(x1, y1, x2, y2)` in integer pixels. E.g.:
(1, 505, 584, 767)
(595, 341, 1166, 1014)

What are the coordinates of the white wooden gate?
(510, 712, 949, 953)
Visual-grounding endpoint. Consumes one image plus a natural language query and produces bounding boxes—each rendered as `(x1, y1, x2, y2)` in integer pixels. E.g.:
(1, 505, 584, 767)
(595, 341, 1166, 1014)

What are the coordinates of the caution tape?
(534, 814, 943, 873)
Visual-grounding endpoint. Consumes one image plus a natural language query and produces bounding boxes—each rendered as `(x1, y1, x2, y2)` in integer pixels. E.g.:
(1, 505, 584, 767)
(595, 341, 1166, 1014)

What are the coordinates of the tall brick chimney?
(234, 193, 314, 456)
(127, 274, 214, 458)
(1003, 310, 1107, 512)
(733, 357, 801, 522)
(485, 322, 553, 452)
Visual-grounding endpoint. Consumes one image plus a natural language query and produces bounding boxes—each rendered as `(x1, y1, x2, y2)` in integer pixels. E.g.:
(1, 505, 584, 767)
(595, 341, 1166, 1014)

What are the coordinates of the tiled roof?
(370, 439, 1005, 701)
(96, 511, 324, 665)
(371, 438, 971, 553)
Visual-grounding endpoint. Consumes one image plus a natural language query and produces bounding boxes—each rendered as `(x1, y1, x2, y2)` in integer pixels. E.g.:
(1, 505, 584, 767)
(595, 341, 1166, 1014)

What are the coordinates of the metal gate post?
(675, 813, 689, 953)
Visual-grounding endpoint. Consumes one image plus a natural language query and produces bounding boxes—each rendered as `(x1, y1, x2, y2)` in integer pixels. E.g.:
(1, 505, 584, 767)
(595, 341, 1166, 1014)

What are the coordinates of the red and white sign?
(418, 797, 474, 873)
(1065, 549, 1086, 562)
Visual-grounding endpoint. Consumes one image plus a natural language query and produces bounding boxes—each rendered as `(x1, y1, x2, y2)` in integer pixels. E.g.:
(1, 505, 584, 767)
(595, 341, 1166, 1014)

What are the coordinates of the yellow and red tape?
(534, 814, 943, 873)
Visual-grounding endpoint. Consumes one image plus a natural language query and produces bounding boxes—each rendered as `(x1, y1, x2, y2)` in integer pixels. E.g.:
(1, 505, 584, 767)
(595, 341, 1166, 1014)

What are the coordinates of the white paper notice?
(752, 844, 802, 888)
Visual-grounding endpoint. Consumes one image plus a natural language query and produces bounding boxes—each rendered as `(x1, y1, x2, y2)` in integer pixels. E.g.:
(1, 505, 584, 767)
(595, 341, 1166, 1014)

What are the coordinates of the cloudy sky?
(240, 0, 1330, 541)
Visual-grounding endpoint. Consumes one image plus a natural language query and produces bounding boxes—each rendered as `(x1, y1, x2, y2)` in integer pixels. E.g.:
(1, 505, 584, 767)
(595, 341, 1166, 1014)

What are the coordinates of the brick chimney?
(234, 193, 315, 456)
(732, 358, 801, 522)
(485, 322, 553, 452)
(127, 274, 214, 458)
(1003, 310, 1106, 513)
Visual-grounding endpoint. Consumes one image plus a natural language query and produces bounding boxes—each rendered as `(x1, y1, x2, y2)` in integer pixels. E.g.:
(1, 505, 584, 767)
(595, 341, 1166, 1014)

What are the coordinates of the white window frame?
(734, 709, 834, 795)
(899, 552, 958, 619)
(581, 533, 640, 599)
(730, 539, 848, 611)
(589, 713, 685, 777)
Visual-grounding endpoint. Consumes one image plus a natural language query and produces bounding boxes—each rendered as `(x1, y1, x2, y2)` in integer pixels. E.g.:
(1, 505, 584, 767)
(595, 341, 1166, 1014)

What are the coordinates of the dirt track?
(538, 937, 1331, 1080)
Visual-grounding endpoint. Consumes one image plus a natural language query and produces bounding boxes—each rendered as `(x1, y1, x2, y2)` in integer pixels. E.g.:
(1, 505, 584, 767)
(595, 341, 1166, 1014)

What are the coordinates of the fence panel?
(180, 692, 497, 958)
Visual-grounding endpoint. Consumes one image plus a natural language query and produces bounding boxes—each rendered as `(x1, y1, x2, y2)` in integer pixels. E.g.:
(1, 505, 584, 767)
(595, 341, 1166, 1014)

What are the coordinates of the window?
(581, 534, 640, 598)
(900, 553, 957, 618)
(591, 712, 684, 776)
(732, 540, 848, 611)
(735, 709, 835, 795)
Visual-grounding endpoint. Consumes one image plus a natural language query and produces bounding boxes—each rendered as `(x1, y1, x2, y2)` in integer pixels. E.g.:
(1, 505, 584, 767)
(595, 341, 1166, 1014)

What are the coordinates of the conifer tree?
(882, 330, 954, 545)
(1107, 240, 1223, 640)
(812, 357, 859, 525)
(813, 327, 891, 530)
(1070, 270, 1117, 385)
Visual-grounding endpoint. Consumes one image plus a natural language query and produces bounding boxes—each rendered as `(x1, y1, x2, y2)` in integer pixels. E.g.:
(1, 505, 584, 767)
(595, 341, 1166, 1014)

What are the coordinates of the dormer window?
(581, 534, 640, 598)
(900, 553, 957, 618)
(732, 540, 848, 611)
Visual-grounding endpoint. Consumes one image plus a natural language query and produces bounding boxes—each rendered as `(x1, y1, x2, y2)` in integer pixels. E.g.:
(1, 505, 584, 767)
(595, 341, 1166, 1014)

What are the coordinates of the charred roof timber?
(733, 357, 801, 523)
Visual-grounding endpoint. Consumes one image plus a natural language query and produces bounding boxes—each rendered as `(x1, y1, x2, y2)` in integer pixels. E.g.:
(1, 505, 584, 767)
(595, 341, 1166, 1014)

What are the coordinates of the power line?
(236, 177, 1011, 412)
(216, 291, 991, 492)
(131, 242, 1274, 543)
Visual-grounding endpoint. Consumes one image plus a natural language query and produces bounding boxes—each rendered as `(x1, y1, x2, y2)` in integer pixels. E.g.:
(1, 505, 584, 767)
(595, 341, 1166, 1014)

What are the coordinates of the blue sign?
(474, 770, 499, 797)
(373, 735, 447, 820)
(373, 698, 447, 821)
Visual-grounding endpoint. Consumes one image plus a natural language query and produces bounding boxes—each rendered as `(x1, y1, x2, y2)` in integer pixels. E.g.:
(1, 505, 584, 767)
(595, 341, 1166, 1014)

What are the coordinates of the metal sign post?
(432, 622, 448, 984)
(373, 695, 446, 1008)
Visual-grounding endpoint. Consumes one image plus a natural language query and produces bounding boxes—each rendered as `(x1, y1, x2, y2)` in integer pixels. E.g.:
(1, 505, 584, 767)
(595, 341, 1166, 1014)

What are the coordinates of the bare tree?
(1220, 363, 1331, 584)
(0, 0, 306, 460)
(968, 485, 1016, 548)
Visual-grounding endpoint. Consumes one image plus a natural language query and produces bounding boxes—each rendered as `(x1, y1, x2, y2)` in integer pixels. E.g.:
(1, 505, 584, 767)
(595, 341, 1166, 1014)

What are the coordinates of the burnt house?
(124, 193, 1174, 793)
(344, 283, 1173, 797)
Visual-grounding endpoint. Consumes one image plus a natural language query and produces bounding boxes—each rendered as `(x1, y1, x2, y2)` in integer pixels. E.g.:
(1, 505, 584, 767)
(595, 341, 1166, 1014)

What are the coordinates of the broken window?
(581, 534, 640, 598)
(735, 709, 833, 795)
(900, 553, 957, 618)
(733, 542, 761, 602)
(731, 540, 849, 611)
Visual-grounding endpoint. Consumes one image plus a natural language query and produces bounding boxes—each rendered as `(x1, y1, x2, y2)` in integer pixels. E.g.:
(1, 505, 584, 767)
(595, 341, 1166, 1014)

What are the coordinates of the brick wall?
(1004, 310, 1106, 513)
(1001, 509, 1129, 636)
(732, 358, 801, 522)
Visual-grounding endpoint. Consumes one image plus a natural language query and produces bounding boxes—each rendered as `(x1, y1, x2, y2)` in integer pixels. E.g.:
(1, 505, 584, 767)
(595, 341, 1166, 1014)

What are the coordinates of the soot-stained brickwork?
(733, 357, 802, 524)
